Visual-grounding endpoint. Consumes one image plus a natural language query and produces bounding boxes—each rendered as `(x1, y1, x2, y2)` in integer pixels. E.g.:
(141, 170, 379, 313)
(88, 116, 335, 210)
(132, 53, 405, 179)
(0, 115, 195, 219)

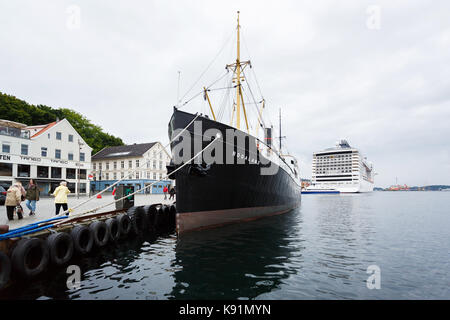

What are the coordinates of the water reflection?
(170, 210, 304, 299)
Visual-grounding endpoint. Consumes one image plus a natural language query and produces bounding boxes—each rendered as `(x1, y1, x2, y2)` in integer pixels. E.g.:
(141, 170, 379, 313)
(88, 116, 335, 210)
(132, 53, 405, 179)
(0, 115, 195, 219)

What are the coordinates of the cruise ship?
(306, 140, 374, 193)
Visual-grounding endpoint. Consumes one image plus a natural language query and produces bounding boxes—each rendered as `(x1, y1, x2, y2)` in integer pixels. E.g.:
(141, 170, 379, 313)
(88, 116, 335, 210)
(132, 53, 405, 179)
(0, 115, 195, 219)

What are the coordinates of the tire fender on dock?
(105, 218, 120, 242)
(0, 251, 11, 289)
(11, 238, 49, 279)
(47, 232, 74, 266)
(168, 205, 177, 230)
(89, 221, 110, 247)
(146, 206, 158, 232)
(71, 225, 94, 255)
(117, 214, 132, 238)
(127, 206, 147, 236)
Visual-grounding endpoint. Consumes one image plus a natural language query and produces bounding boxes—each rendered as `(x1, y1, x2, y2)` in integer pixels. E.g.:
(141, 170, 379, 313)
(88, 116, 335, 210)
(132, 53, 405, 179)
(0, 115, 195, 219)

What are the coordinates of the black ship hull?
(168, 108, 301, 233)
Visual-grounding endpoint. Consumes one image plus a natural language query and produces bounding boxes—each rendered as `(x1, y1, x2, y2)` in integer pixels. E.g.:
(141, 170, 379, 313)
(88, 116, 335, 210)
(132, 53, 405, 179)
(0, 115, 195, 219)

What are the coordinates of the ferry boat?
(167, 12, 301, 233)
(308, 140, 374, 193)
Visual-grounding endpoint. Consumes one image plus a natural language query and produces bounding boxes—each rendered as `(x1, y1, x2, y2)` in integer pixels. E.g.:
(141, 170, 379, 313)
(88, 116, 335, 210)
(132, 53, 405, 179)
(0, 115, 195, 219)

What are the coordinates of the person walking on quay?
(169, 186, 175, 201)
(163, 185, 168, 200)
(25, 179, 40, 216)
(5, 181, 23, 220)
(53, 181, 71, 215)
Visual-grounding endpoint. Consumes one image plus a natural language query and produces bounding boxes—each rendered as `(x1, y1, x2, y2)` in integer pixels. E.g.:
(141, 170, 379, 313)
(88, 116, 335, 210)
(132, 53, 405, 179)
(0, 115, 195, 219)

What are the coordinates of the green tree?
(0, 91, 124, 154)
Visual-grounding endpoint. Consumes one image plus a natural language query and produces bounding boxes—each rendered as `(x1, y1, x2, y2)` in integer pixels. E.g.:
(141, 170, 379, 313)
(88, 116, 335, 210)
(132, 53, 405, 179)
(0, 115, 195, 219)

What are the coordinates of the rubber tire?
(71, 225, 94, 255)
(154, 206, 166, 231)
(127, 206, 147, 236)
(11, 238, 49, 279)
(117, 214, 131, 239)
(0, 251, 11, 289)
(47, 232, 74, 266)
(105, 218, 120, 242)
(146, 206, 158, 232)
(161, 205, 170, 229)
(89, 221, 109, 248)
(168, 204, 177, 230)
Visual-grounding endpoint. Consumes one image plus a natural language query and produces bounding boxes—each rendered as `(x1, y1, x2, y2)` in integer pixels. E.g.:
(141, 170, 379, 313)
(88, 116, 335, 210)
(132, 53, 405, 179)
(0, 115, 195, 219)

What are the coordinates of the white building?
(0, 119, 92, 195)
(91, 142, 172, 194)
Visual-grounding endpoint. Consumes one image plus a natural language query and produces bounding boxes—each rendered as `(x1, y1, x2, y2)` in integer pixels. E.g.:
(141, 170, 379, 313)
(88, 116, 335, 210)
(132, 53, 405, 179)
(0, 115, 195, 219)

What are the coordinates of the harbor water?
(1, 191, 448, 300)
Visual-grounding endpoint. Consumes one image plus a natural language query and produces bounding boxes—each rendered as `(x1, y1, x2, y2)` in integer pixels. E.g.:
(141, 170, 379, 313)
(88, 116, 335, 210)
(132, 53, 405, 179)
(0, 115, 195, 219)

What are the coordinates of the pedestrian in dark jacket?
(25, 179, 40, 216)
(169, 187, 175, 200)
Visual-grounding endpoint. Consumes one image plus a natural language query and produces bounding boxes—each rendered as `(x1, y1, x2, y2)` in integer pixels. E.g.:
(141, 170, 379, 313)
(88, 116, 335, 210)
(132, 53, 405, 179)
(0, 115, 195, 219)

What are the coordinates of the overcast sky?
(1, 0, 449, 187)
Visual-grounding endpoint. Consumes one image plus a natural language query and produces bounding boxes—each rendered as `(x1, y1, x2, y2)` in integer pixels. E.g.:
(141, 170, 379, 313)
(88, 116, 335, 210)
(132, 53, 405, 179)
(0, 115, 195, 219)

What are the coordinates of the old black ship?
(167, 12, 301, 233)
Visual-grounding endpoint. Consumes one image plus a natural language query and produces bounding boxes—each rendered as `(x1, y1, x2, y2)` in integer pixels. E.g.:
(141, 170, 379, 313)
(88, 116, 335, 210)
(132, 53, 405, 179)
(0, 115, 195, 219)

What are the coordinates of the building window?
(68, 134, 73, 142)
(37, 166, 49, 178)
(79, 169, 87, 180)
(93, 163, 96, 170)
(136, 160, 139, 168)
(21, 144, 28, 155)
(55, 149, 61, 159)
(153, 173, 156, 179)
(128, 160, 132, 168)
(80, 153, 85, 162)
(2, 144, 10, 153)
(56, 132, 62, 140)
(147, 161, 150, 169)
(0, 163, 13, 176)
(152, 161, 156, 169)
(65, 182, 75, 193)
(68, 153, 74, 161)
(41, 147, 47, 157)
(79, 183, 86, 194)
(99, 163, 102, 170)
(159, 161, 163, 170)
(136, 172, 139, 179)
(121, 161, 124, 169)
(105, 173, 109, 180)
(121, 172, 124, 179)
(66, 168, 76, 179)
(51, 167, 62, 179)
(106, 162, 109, 170)
(113, 161, 117, 169)
(113, 173, 117, 180)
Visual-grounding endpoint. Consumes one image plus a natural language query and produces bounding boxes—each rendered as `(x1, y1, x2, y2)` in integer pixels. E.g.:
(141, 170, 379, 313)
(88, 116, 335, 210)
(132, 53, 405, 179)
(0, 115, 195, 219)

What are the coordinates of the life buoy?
(11, 238, 49, 279)
(116, 214, 131, 238)
(105, 218, 120, 242)
(89, 221, 109, 247)
(47, 232, 74, 266)
(127, 206, 147, 236)
(71, 225, 94, 255)
(0, 251, 11, 289)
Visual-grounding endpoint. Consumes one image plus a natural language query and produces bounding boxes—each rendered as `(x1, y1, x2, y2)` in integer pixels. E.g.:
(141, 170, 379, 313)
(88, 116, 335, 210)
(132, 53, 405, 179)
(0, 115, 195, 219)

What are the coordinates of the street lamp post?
(77, 139, 84, 199)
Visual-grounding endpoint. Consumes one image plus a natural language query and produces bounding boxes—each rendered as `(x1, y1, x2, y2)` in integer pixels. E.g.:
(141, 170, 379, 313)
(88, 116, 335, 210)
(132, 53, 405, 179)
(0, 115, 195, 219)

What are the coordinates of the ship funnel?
(264, 127, 272, 148)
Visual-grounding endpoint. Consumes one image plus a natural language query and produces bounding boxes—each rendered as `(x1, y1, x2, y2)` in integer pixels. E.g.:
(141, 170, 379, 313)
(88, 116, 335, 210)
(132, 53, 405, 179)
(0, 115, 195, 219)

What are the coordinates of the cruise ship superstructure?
(309, 140, 374, 193)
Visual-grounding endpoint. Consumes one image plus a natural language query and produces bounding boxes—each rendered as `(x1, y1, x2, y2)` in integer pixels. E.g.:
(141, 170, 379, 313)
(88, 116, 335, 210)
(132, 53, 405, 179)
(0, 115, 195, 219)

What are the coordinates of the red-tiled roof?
(30, 121, 58, 138)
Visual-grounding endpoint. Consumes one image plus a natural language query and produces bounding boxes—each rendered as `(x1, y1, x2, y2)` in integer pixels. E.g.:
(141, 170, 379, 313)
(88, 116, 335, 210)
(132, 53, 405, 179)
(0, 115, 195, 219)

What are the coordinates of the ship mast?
(227, 11, 251, 132)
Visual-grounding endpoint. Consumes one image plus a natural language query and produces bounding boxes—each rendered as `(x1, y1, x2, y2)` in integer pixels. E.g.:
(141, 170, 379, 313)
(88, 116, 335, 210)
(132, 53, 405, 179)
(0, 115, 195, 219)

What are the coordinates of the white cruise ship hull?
(308, 180, 373, 193)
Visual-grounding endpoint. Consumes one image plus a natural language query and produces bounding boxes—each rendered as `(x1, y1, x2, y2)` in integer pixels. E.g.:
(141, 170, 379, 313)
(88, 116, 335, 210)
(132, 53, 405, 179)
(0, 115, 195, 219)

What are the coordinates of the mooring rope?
(52, 133, 221, 227)
(58, 113, 201, 217)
